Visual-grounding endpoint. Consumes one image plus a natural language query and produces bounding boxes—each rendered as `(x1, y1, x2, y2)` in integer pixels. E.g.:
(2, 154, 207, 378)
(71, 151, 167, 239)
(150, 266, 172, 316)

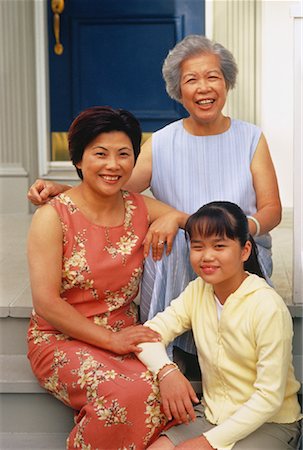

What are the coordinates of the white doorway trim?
(34, 0, 75, 179)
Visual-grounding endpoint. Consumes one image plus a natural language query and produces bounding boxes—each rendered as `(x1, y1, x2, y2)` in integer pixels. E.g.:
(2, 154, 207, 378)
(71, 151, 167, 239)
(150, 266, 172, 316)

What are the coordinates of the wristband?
(137, 341, 172, 373)
(247, 215, 261, 237)
(158, 366, 179, 383)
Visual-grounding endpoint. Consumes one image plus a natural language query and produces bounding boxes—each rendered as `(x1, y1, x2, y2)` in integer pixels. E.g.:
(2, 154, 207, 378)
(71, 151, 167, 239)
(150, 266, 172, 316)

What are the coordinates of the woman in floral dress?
(27, 106, 188, 450)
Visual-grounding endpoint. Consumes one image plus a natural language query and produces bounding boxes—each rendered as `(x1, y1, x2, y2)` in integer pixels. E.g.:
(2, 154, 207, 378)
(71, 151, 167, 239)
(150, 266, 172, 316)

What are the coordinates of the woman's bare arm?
(28, 205, 160, 353)
(123, 136, 153, 192)
(250, 133, 282, 235)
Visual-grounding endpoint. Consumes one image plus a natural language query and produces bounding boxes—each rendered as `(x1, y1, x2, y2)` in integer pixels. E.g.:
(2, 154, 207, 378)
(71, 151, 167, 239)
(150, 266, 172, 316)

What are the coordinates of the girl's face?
(76, 131, 135, 197)
(180, 53, 227, 126)
(189, 233, 251, 294)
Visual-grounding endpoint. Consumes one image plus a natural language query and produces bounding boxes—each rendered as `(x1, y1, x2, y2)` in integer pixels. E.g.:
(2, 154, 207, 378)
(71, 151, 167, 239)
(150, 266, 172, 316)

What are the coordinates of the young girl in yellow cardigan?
(138, 201, 301, 450)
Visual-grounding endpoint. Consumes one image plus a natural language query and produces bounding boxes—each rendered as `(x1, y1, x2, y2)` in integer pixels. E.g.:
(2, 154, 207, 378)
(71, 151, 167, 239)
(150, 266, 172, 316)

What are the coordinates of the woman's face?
(76, 131, 135, 197)
(180, 53, 228, 125)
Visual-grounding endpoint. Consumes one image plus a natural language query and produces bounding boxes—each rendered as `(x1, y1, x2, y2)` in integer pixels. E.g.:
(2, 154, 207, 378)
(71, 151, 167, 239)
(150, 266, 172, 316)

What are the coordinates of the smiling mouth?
(100, 175, 120, 180)
(201, 265, 218, 274)
(196, 99, 215, 105)
(99, 175, 121, 182)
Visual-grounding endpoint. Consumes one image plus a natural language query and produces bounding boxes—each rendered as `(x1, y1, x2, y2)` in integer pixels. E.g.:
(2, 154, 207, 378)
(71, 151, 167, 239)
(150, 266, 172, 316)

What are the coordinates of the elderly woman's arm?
(27, 205, 160, 354)
(249, 133, 282, 236)
(123, 136, 153, 192)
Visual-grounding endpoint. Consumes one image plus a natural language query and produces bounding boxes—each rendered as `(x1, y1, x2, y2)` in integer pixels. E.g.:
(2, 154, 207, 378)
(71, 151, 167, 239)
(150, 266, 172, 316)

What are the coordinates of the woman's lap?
(28, 337, 167, 449)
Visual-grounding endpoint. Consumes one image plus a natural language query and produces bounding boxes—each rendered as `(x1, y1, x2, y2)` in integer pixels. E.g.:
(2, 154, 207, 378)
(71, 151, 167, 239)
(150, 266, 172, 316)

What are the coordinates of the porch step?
(0, 354, 74, 435)
(0, 317, 29, 355)
(0, 391, 74, 434)
(0, 354, 44, 393)
(0, 432, 68, 450)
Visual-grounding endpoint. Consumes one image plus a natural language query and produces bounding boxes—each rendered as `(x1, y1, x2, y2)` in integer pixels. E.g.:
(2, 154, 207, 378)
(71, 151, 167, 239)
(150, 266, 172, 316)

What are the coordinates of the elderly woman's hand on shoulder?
(27, 179, 71, 205)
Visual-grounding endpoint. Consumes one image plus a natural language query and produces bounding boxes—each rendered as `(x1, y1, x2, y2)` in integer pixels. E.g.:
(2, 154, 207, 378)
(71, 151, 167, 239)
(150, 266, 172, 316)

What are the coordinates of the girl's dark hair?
(185, 201, 265, 278)
(68, 106, 142, 179)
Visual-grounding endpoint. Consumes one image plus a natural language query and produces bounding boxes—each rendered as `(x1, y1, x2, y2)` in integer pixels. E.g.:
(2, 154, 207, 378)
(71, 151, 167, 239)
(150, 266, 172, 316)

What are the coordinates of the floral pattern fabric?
(27, 192, 167, 449)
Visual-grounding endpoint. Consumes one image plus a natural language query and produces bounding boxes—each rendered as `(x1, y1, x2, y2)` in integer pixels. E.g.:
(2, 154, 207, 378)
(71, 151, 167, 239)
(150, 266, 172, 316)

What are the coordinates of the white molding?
(205, 0, 213, 39)
(34, 0, 51, 177)
(212, 0, 257, 123)
(46, 161, 78, 181)
(0, 165, 28, 177)
(290, 2, 303, 18)
(291, 4, 303, 304)
(49, 161, 74, 170)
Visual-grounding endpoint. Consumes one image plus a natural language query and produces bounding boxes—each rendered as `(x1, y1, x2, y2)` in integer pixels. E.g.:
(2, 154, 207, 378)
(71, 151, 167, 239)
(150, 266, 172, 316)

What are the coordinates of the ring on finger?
(157, 240, 164, 246)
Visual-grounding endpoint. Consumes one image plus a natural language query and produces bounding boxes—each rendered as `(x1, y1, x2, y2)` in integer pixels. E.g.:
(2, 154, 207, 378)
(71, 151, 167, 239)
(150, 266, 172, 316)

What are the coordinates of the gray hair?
(162, 35, 238, 102)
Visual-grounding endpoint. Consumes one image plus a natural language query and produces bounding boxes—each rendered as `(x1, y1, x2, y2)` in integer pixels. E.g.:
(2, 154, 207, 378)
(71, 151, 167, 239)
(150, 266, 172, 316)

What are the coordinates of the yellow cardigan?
(142, 274, 301, 450)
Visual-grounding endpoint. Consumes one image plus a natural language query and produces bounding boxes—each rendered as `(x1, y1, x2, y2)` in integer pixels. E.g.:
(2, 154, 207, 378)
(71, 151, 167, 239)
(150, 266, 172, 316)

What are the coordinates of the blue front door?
(48, 0, 205, 160)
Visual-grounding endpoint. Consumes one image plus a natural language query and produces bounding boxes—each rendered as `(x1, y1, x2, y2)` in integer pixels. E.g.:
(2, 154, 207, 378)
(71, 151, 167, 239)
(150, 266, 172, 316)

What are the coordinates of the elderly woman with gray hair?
(28, 35, 281, 364)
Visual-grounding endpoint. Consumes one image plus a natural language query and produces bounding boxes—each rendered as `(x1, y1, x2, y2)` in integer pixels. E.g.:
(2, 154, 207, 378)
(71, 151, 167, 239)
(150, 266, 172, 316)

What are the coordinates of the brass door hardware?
(51, 0, 65, 55)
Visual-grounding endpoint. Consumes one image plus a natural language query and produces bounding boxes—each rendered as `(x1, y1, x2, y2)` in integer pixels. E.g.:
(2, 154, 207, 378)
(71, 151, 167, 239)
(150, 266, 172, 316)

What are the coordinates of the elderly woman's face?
(180, 53, 227, 125)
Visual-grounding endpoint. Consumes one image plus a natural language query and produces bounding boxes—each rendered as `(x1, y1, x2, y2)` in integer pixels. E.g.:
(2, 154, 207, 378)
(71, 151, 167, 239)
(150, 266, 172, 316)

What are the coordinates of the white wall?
(260, 1, 298, 208)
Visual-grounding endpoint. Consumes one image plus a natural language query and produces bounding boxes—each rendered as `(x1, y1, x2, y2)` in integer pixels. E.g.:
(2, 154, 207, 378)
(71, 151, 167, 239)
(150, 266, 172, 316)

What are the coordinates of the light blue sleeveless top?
(140, 119, 272, 355)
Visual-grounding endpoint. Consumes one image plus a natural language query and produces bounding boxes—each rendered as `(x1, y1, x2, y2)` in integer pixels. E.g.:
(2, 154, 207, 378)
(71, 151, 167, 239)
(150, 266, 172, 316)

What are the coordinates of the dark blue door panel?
(48, 0, 205, 133)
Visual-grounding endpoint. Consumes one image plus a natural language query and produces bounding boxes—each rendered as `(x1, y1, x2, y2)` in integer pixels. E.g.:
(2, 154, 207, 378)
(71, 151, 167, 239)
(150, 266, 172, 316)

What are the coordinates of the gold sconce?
(51, 0, 65, 55)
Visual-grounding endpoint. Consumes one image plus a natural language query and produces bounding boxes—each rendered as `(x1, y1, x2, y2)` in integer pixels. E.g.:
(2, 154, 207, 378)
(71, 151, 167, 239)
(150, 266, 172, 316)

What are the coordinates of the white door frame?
(34, 0, 75, 179)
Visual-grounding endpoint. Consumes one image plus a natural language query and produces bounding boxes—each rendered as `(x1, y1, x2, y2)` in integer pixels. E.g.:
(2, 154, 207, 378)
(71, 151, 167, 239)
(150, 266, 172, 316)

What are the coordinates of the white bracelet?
(155, 362, 178, 379)
(247, 215, 261, 237)
(158, 367, 179, 383)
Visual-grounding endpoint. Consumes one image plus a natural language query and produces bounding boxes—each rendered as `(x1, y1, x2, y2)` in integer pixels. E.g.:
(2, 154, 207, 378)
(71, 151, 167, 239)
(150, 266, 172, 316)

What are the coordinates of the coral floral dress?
(27, 191, 167, 450)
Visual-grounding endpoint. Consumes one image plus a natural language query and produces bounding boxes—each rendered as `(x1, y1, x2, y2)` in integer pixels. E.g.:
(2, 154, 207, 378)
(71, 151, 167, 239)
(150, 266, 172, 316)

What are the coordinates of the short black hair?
(68, 106, 142, 179)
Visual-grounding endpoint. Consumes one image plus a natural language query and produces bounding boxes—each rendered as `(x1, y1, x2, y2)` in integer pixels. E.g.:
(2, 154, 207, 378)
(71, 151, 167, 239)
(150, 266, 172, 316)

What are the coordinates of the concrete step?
(0, 355, 74, 435)
(0, 391, 74, 436)
(0, 432, 68, 450)
(0, 354, 44, 393)
(0, 317, 30, 355)
(0, 392, 74, 434)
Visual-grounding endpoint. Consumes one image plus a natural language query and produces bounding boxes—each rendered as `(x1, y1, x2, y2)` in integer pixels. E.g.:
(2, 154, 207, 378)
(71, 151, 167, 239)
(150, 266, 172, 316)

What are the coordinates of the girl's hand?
(109, 325, 162, 355)
(158, 367, 199, 424)
(27, 179, 70, 205)
(143, 212, 182, 261)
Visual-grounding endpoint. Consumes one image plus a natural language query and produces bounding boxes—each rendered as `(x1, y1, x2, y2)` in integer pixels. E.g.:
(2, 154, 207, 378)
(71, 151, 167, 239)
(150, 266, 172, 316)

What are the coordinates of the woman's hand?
(143, 211, 188, 261)
(144, 213, 179, 260)
(158, 366, 199, 424)
(143, 196, 189, 261)
(109, 325, 162, 355)
(27, 179, 71, 205)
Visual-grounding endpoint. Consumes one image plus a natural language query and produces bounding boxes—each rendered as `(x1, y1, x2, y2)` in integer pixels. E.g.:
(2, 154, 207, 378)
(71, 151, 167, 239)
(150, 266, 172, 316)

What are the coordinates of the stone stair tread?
(0, 282, 32, 319)
(9, 284, 33, 318)
(0, 432, 67, 449)
(0, 354, 44, 393)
